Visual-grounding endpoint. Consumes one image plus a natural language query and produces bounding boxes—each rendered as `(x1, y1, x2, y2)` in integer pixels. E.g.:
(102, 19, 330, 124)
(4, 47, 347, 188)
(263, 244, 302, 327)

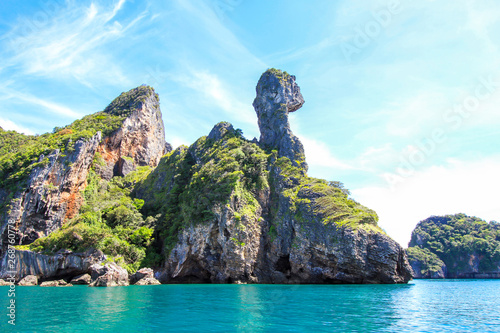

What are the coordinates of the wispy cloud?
(172, 69, 256, 125)
(173, 0, 265, 68)
(289, 114, 354, 172)
(299, 135, 354, 170)
(2, 88, 82, 118)
(3, 0, 147, 88)
(0, 117, 34, 135)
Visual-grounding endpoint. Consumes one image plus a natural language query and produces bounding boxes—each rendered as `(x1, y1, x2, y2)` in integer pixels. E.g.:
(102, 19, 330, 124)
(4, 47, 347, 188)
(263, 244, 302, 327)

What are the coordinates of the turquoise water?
(1, 280, 499, 332)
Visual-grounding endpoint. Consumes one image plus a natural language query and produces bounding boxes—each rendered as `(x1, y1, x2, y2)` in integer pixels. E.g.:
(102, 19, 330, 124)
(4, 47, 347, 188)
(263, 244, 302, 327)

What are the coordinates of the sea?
(1, 279, 499, 332)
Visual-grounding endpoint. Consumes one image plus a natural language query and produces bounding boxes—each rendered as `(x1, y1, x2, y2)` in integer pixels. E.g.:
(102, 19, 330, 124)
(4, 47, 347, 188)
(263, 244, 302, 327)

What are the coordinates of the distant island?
(407, 214, 500, 279)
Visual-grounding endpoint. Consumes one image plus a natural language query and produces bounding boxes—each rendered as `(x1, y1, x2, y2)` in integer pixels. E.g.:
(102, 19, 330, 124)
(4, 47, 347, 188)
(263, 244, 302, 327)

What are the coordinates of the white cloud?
(383, 90, 450, 138)
(298, 135, 354, 170)
(352, 156, 500, 247)
(173, 0, 265, 68)
(357, 143, 397, 171)
(3, 0, 145, 87)
(173, 69, 256, 125)
(288, 113, 353, 172)
(0, 117, 34, 135)
(3, 88, 82, 119)
(168, 136, 190, 150)
(463, 1, 500, 67)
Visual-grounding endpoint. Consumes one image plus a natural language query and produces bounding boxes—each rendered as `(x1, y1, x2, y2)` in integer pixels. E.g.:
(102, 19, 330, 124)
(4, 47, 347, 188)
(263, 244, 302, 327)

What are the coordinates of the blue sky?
(1, 0, 500, 246)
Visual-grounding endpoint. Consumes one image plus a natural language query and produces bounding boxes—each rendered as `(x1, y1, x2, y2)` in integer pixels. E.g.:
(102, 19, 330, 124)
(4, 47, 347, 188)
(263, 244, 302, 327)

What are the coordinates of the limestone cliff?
(407, 214, 500, 279)
(0, 133, 101, 248)
(96, 85, 169, 179)
(0, 70, 413, 284)
(253, 69, 307, 169)
(136, 69, 412, 284)
(0, 85, 168, 260)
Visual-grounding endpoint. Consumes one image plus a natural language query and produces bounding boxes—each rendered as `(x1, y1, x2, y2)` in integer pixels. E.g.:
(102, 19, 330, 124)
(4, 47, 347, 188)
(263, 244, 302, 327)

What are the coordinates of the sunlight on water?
(1, 280, 499, 332)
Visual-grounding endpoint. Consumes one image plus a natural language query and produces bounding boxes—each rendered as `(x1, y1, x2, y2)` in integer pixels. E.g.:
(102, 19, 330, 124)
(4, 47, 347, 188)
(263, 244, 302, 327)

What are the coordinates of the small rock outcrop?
(134, 277, 161, 285)
(70, 273, 91, 285)
(40, 279, 72, 287)
(0, 249, 104, 282)
(89, 263, 129, 287)
(96, 85, 168, 179)
(0, 278, 10, 286)
(130, 267, 152, 283)
(130, 268, 161, 285)
(208, 122, 235, 141)
(17, 275, 38, 286)
(253, 69, 307, 169)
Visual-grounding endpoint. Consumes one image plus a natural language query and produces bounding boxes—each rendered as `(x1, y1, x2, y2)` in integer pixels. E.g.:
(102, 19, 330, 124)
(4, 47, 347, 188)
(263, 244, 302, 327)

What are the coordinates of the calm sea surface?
(1, 279, 499, 332)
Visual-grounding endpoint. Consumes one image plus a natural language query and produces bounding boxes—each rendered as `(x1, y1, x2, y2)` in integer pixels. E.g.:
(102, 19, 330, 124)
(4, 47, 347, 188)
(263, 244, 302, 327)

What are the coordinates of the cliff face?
(407, 214, 500, 279)
(137, 69, 412, 284)
(0, 249, 104, 281)
(253, 69, 307, 169)
(0, 86, 168, 259)
(1, 134, 101, 248)
(1, 70, 413, 284)
(96, 85, 168, 179)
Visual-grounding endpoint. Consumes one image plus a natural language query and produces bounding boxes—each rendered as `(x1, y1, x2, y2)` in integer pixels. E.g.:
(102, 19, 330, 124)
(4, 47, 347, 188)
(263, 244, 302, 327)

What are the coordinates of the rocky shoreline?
(0, 251, 161, 287)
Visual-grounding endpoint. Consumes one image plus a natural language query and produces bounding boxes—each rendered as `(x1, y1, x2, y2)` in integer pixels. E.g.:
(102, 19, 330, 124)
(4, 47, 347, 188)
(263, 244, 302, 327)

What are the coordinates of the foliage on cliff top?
(135, 125, 269, 253)
(24, 167, 155, 273)
(408, 214, 500, 273)
(265, 68, 291, 81)
(273, 155, 381, 232)
(0, 112, 124, 192)
(104, 85, 158, 118)
(134, 122, 382, 261)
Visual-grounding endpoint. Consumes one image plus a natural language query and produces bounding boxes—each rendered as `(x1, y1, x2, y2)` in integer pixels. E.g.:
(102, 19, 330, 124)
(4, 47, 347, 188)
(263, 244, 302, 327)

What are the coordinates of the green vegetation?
(0, 112, 124, 192)
(24, 167, 156, 273)
(407, 214, 500, 274)
(265, 68, 291, 83)
(136, 127, 269, 254)
(104, 85, 158, 117)
(4, 104, 384, 272)
(273, 156, 381, 232)
(406, 246, 445, 276)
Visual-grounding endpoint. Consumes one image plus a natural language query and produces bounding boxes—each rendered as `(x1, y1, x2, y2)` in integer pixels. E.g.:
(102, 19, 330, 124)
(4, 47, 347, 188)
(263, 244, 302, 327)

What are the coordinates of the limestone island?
(0, 69, 413, 286)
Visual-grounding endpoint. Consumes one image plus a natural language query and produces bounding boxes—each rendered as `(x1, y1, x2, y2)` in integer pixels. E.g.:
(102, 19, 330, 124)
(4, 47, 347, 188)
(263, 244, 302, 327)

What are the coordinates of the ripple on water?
(0, 280, 499, 332)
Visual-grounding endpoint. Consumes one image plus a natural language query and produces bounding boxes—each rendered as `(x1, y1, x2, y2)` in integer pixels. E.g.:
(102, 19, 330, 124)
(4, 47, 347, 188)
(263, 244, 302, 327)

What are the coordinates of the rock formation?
(138, 69, 412, 284)
(0, 69, 413, 285)
(70, 273, 91, 285)
(253, 69, 307, 169)
(17, 274, 38, 286)
(96, 85, 169, 179)
(0, 249, 104, 281)
(0, 85, 169, 259)
(89, 263, 129, 287)
(130, 267, 160, 285)
(40, 279, 72, 287)
(1, 133, 101, 247)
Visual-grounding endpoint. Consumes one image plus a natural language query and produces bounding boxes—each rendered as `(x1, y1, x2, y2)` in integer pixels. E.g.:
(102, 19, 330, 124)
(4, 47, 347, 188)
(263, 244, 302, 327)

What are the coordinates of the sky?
(1, 0, 499, 247)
